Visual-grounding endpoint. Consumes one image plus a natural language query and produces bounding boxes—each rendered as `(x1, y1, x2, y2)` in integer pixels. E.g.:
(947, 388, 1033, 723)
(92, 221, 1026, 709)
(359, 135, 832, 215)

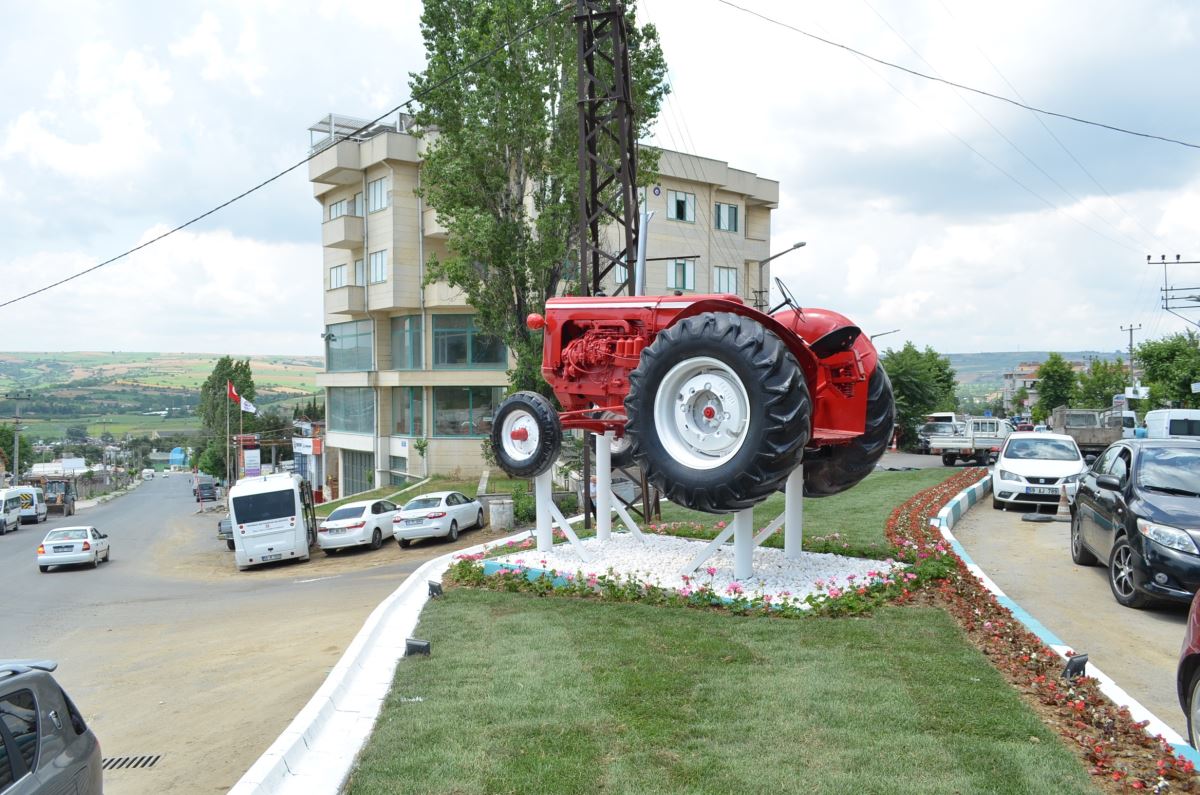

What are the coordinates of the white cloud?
(169, 11, 266, 96)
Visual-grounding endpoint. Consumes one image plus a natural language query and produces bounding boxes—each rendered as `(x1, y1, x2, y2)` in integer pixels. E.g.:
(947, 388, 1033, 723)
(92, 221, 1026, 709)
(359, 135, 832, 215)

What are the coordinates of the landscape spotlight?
(428, 580, 444, 598)
(405, 638, 431, 657)
(1062, 653, 1088, 680)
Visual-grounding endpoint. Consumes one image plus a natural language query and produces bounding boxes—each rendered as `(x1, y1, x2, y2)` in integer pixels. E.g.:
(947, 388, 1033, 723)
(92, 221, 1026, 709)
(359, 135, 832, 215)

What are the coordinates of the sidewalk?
(75, 478, 142, 511)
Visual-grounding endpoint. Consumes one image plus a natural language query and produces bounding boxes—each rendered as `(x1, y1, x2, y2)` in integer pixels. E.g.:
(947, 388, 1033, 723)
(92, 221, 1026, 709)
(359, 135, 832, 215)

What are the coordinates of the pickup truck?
(217, 518, 234, 550)
(928, 417, 1012, 466)
(1049, 406, 1122, 456)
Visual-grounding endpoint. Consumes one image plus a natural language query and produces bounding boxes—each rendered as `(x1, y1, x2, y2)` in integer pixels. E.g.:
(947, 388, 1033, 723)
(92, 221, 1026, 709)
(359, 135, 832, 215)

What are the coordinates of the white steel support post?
(733, 507, 754, 580)
(595, 432, 613, 542)
(784, 465, 803, 560)
(535, 470, 553, 553)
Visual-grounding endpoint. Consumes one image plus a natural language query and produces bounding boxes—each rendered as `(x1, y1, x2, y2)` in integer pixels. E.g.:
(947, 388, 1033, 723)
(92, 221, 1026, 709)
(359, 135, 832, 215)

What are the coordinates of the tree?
(196, 357, 257, 479)
(66, 425, 88, 442)
(1012, 386, 1029, 414)
(0, 426, 34, 477)
(411, 0, 668, 393)
(1075, 357, 1128, 407)
(881, 342, 957, 448)
(1035, 353, 1076, 417)
(1136, 331, 1200, 409)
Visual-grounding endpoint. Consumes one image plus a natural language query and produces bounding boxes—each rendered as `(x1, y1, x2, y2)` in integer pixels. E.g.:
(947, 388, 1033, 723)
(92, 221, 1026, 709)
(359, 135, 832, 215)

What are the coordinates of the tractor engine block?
(555, 323, 647, 407)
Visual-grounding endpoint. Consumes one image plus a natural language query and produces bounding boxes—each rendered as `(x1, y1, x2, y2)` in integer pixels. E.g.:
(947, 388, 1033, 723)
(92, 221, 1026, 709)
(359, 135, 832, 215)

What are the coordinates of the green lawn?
(346, 592, 1094, 794)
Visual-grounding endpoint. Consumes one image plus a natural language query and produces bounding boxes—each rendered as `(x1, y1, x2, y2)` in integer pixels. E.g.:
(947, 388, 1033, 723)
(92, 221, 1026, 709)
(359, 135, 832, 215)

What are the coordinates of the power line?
(716, 0, 1200, 151)
(0, 1, 574, 312)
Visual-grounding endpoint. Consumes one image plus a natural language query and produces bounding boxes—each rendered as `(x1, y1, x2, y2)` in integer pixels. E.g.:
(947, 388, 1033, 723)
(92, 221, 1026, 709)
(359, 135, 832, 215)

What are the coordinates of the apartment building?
(308, 113, 781, 498)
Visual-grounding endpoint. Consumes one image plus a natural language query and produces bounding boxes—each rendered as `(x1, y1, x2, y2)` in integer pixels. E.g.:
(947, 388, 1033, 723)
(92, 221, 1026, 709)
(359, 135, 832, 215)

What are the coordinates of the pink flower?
(828, 587, 843, 598)
(727, 582, 744, 595)
(679, 587, 692, 597)
(706, 566, 717, 577)
(716, 521, 726, 529)
(814, 579, 826, 589)
(846, 574, 856, 582)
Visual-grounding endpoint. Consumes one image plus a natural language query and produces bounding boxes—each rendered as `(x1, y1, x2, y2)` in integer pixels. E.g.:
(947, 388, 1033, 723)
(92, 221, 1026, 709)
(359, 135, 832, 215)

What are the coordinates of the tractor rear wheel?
(626, 312, 810, 513)
(491, 391, 562, 479)
(802, 366, 896, 498)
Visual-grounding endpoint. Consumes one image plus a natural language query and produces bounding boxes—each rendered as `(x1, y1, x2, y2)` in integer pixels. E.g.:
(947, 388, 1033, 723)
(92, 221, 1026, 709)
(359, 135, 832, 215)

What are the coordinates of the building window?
(390, 316, 423, 369)
(341, 449, 375, 495)
(388, 454, 410, 486)
(368, 250, 387, 284)
(666, 190, 695, 222)
(325, 320, 373, 372)
(328, 387, 375, 435)
(367, 177, 388, 212)
(353, 192, 363, 216)
(354, 259, 364, 286)
(328, 199, 347, 220)
(714, 266, 738, 294)
(329, 264, 347, 289)
(391, 387, 424, 436)
(667, 259, 695, 291)
(432, 315, 507, 368)
(432, 386, 502, 437)
(715, 202, 739, 232)
(613, 263, 629, 290)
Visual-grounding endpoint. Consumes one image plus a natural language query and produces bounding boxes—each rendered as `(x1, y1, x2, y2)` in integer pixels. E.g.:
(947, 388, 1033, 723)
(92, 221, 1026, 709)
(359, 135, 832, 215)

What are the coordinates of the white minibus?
(10, 486, 47, 524)
(1144, 409, 1200, 440)
(228, 473, 317, 571)
(0, 489, 22, 534)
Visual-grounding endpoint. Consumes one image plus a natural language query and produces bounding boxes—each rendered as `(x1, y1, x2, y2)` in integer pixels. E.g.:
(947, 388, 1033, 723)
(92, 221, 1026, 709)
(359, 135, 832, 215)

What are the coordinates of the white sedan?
(393, 491, 485, 548)
(992, 431, 1089, 511)
(37, 526, 111, 572)
(317, 499, 399, 553)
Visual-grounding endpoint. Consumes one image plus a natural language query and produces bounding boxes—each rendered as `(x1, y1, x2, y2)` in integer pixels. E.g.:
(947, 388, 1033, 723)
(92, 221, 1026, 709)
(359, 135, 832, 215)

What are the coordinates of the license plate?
(1025, 486, 1058, 495)
(53, 545, 72, 553)
(329, 529, 345, 535)
(262, 553, 282, 562)
(406, 519, 422, 526)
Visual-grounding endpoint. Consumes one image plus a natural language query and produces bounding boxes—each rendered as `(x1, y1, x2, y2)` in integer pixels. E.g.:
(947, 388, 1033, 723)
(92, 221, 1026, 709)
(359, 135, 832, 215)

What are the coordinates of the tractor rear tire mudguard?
(801, 365, 896, 498)
(625, 312, 810, 514)
(491, 391, 562, 479)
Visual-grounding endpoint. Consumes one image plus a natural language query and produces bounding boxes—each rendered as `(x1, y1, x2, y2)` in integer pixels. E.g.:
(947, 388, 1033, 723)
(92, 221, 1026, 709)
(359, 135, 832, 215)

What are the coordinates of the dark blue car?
(1071, 439, 1200, 608)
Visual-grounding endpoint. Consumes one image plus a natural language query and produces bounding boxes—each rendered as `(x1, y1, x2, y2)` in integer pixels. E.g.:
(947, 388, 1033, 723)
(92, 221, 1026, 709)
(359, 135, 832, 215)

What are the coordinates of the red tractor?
(491, 282, 894, 513)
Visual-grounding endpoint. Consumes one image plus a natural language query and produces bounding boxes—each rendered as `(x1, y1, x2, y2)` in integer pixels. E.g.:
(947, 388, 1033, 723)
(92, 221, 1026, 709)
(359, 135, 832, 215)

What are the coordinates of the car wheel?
(1189, 673, 1200, 750)
(91, 553, 99, 569)
(626, 312, 810, 514)
(476, 509, 485, 529)
(1070, 511, 1097, 566)
(1108, 536, 1150, 608)
(323, 548, 336, 556)
(942, 454, 956, 467)
(370, 528, 382, 550)
(39, 565, 48, 573)
(991, 496, 1004, 510)
(801, 366, 895, 498)
(226, 539, 235, 551)
(104, 548, 111, 562)
(398, 537, 411, 549)
(448, 520, 459, 542)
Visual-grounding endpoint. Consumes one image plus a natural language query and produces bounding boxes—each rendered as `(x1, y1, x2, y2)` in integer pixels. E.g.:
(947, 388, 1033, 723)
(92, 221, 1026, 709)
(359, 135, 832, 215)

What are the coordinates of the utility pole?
(1120, 323, 1142, 385)
(1149, 254, 1200, 328)
(3, 391, 33, 483)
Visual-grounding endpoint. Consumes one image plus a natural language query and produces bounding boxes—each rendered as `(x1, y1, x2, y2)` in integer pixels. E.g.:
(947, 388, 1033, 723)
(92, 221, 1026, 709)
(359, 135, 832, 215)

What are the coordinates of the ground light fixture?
(406, 638, 431, 657)
(428, 580, 443, 598)
(1062, 652, 1089, 680)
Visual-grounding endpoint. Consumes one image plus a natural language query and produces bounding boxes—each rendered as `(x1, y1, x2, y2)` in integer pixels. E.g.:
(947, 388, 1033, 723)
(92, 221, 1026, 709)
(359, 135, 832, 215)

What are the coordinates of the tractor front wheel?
(626, 312, 810, 514)
(802, 366, 896, 498)
(491, 391, 562, 479)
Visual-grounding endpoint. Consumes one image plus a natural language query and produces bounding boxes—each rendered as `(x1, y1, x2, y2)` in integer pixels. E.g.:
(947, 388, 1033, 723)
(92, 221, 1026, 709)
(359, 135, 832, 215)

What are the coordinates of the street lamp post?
(757, 242, 806, 310)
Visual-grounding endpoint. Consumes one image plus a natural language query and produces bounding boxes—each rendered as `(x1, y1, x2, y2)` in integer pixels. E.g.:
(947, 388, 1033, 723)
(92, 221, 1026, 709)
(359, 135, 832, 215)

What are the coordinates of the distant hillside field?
(945, 350, 1124, 387)
(0, 352, 322, 438)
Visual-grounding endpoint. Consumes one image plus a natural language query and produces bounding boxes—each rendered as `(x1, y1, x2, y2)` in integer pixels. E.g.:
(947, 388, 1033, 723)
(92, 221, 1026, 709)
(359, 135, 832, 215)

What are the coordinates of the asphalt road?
(952, 497, 1190, 739)
(0, 475, 508, 794)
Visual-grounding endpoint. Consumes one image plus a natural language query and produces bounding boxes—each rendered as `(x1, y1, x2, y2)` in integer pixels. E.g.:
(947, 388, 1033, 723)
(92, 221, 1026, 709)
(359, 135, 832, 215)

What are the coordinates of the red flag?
(227, 380, 240, 403)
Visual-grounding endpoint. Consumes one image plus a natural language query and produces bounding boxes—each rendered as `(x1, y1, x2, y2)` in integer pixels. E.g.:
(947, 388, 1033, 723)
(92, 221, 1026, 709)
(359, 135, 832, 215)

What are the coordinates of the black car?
(0, 659, 102, 794)
(1070, 439, 1200, 608)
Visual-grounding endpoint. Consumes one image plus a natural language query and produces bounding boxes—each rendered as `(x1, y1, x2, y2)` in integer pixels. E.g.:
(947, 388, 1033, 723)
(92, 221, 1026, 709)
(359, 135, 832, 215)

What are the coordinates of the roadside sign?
(1192, 382, 1200, 394)
(1125, 387, 1150, 399)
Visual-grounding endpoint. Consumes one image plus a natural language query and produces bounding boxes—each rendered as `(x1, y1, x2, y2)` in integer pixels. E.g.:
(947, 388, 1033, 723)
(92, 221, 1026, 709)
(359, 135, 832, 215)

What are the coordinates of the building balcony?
(423, 206, 448, 238)
(325, 285, 365, 315)
(308, 139, 362, 187)
(322, 215, 364, 249)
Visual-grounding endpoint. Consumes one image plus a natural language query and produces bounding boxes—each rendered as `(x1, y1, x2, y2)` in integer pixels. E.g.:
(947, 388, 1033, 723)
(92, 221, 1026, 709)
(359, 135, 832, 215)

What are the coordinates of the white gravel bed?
(490, 532, 906, 603)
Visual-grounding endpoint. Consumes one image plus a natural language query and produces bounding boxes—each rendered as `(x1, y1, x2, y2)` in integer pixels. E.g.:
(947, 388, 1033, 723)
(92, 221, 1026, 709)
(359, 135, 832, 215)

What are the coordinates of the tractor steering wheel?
(768, 277, 802, 316)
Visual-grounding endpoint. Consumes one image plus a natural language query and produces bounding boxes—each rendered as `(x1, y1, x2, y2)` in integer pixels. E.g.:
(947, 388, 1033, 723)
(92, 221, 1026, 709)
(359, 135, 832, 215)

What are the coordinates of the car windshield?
(1138, 447, 1200, 494)
(45, 482, 66, 495)
(1003, 438, 1081, 461)
(46, 529, 88, 541)
(405, 497, 443, 511)
(922, 422, 955, 435)
(327, 506, 365, 521)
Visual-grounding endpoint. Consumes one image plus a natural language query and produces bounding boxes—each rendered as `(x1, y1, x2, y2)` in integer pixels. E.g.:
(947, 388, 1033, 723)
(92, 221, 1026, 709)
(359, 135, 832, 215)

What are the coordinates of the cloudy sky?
(1, 0, 1198, 357)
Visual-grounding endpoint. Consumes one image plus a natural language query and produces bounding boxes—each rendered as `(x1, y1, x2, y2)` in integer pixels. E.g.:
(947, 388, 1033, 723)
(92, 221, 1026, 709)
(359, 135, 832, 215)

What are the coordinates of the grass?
(346, 592, 1094, 795)
(20, 413, 201, 440)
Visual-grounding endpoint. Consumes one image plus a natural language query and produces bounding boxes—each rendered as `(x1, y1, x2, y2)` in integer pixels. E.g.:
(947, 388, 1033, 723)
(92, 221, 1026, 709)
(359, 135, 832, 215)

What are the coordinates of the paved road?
(0, 476, 507, 794)
(952, 500, 1189, 738)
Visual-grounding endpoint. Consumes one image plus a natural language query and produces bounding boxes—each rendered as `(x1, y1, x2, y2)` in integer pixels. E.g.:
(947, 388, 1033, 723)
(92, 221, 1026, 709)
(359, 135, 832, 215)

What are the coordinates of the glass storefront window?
(391, 387, 424, 436)
(325, 320, 373, 372)
(432, 315, 506, 368)
(432, 386, 502, 436)
(328, 387, 374, 434)
(390, 316, 423, 370)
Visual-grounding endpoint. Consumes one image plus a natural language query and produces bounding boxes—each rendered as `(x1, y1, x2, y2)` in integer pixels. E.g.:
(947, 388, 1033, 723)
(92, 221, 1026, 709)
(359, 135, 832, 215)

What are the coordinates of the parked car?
(317, 499, 398, 553)
(1071, 439, 1200, 609)
(991, 432, 1088, 511)
(0, 659, 103, 794)
(392, 491, 485, 548)
(37, 526, 110, 572)
(916, 421, 957, 455)
(195, 482, 217, 502)
(217, 518, 234, 550)
(1016, 423, 1034, 432)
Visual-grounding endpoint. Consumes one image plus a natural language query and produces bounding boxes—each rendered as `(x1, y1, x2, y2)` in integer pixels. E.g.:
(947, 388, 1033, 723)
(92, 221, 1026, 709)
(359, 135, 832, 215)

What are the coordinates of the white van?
(0, 489, 22, 535)
(142, 469, 155, 480)
(1144, 409, 1200, 440)
(10, 486, 47, 524)
(229, 473, 317, 571)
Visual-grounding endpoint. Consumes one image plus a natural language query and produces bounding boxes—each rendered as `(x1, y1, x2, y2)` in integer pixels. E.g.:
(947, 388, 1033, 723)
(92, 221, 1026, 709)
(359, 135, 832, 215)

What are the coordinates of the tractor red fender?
(772, 306, 881, 376)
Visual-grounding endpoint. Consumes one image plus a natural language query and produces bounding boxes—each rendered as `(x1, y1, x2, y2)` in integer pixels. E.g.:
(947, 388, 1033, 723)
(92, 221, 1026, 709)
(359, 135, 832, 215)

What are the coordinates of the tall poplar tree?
(411, 0, 668, 392)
